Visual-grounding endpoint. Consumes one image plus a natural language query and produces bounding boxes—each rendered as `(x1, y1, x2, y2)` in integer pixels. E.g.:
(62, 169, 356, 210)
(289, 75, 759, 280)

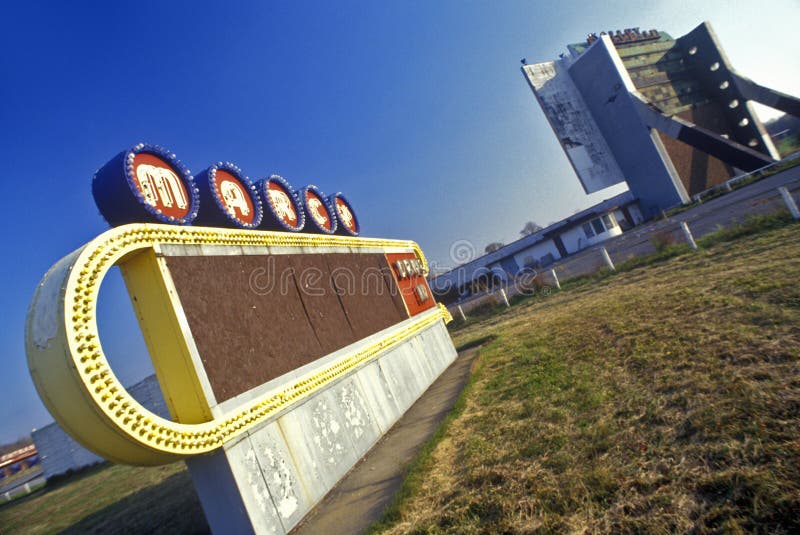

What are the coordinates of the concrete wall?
(186, 314, 457, 534)
(522, 61, 626, 193)
(612, 207, 642, 228)
(559, 217, 622, 254)
(32, 375, 169, 480)
(511, 239, 562, 269)
(656, 104, 736, 195)
(568, 36, 689, 216)
(32, 423, 104, 481)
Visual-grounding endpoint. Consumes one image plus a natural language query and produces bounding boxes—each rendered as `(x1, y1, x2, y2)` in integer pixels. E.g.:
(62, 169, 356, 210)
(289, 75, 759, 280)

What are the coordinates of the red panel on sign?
(131, 153, 190, 219)
(385, 252, 437, 317)
(267, 180, 300, 228)
(305, 190, 332, 231)
(213, 169, 255, 224)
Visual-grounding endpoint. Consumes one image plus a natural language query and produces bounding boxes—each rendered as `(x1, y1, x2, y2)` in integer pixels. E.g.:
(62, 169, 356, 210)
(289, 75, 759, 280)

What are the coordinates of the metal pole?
(680, 221, 697, 250)
(550, 268, 561, 290)
(499, 288, 510, 307)
(601, 247, 615, 272)
(457, 305, 466, 322)
(779, 187, 800, 220)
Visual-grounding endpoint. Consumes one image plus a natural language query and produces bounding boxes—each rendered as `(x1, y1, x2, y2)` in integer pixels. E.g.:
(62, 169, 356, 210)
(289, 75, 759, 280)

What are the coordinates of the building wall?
(656, 103, 735, 194)
(559, 218, 622, 254)
(567, 36, 689, 216)
(31, 423, 104, 480)
(612, 32, 736, 195)
(628, 204, 644, 224)
(429, 193, 638, 304)
(522, 61, 626, 193)
(32, 375, 169, 480)
(612, 206, 643, 229)
(525, 23, 778, 214)
(511, 239, 562, 270)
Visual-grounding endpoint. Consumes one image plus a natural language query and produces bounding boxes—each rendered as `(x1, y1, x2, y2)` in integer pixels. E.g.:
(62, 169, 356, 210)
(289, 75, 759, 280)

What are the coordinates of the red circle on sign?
(335, 197, 357, 233)
(131, 153, 191, 219)
(213, 169, 255, 225)
(305, 190, 332, 231)
(266, 181, 299, 228)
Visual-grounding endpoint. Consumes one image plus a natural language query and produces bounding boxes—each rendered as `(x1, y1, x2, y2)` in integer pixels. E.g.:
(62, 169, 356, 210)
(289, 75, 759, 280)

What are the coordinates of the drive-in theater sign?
(26, 143, 457, 533)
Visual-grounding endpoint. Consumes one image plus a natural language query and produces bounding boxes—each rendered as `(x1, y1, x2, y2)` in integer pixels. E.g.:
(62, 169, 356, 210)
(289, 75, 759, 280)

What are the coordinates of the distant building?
(32, 374, 168, 480)
(430, 191, 641, 304)
(522, 22, 799, 217)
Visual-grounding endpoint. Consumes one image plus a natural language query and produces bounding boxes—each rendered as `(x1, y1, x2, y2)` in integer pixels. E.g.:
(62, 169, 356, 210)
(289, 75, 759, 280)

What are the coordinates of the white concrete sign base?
(186, 317, 457, 534)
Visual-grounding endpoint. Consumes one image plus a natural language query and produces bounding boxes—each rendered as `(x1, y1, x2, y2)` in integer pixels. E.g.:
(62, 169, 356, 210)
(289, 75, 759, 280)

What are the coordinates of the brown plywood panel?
(165, 255, 324, 403)
(659, 103, 734, 195)
(164, 252, 413, 404)
(286, 255, 356, 355)
(324, 254, 408, 340)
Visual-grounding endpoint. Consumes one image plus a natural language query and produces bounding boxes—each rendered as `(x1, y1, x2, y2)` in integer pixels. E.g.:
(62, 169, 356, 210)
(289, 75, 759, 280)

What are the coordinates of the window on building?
(591, 218, 605, 235)
(602, 213, 618, 230)
(582, 222, 595, 239)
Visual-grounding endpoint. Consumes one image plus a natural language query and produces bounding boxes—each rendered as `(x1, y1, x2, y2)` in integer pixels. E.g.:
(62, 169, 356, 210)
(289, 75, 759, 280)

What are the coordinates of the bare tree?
(520, 221, 543, 236)
(485, 242, 505, 253)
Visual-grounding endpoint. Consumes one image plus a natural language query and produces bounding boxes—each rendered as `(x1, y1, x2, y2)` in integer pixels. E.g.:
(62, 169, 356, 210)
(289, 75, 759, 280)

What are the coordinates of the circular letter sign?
(92, 143, 199, 226)
(195, 162, 263, 229)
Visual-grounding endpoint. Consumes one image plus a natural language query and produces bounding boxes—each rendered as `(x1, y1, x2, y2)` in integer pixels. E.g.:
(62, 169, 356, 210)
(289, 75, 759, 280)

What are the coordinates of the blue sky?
(1, 0, 797, 443)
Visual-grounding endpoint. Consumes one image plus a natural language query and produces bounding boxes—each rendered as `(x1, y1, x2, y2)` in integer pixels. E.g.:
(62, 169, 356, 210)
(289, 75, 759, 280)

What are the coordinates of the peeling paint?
(260, 443, 299, 519)
(310, 398, 346, 465)
(523, 61, 625, 193)
(244, 448, 272, 516)
(30, 252, 79, 350)
(191, 322, 458, 533)
(339, 382, 368, 440)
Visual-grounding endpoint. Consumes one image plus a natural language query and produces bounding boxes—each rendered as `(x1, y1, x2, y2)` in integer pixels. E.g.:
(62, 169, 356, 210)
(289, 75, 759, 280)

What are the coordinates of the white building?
(429, 191, 642, 303)
(32, 374, 169, 480)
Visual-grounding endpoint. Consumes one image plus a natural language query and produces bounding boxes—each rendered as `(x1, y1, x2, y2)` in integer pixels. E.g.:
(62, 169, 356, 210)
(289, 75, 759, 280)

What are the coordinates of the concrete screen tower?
(523, 22, 799, 217)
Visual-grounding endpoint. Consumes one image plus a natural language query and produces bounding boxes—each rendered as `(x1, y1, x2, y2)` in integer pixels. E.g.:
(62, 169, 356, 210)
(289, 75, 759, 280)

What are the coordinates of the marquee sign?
(301, 185, 337, 234)
(91, 143, 360, 235)
(92, 143, 200, 226)
(387, 252, 435, 317)
(257, 175, 305, 232)
(195, 162, 263, 229)
(330, 192, 359, 236)
(26, 224, 447, 465)
(27, 142, 455, 533)
(27, 142, 448, 463)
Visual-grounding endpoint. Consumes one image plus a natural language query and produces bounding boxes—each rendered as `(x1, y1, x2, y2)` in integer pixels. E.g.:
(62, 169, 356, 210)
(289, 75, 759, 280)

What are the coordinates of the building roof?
(567, 29, 673, 56)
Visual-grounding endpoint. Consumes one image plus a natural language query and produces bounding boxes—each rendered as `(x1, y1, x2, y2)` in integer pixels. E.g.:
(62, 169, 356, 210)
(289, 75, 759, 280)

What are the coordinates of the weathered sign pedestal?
(185, 307, 456, 532)
(26, 143, 457, 533)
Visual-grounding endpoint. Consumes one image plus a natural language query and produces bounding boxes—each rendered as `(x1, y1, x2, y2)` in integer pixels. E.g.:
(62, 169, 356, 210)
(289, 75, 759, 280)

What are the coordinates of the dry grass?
(0, 462, 206, 534)
(375, 224, 800, 534)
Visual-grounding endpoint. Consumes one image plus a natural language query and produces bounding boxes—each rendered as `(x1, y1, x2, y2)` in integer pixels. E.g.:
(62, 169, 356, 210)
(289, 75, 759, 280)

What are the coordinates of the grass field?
(2, 219, 798, 533)
(0, 462, 207, 534)
(373, 221, 800, 533)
